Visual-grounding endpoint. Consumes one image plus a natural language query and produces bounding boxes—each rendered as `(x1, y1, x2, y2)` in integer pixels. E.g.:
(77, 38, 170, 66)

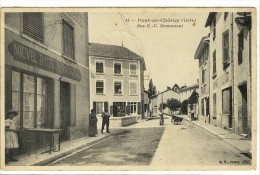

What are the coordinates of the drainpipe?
(208, 40, 210, 124)
(231, 12, 235, 132)
(248, 18, 252, 139)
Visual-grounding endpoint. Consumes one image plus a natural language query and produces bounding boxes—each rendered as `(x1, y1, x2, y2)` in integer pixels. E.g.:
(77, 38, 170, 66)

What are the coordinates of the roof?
(205, 12, 217, 27)
(89, 43, 146, 70)
(150, 89, 180, 98)
(179, 83, 199, 92)
(194, 35, 210, 59)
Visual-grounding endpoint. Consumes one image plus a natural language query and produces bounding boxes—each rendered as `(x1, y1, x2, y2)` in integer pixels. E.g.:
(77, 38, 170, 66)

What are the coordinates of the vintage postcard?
(0, 7, 257, 172)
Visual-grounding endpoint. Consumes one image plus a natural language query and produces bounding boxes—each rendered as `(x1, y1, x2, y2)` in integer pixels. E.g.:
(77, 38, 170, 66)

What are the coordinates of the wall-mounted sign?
(213, 72, 229, 89)
(9, 40, 81, 81)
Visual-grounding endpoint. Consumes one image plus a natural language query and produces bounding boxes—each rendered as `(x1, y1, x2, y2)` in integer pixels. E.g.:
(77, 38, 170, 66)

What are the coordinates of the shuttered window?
(23, 13, 44, 43)
(201, 99, 204, 116)
(238, 30, 244, 65)
(213, 50, 217, 76)
(129, 81, 137, 95)
(202, 69, 205, 84)
(96, 80, 104, 94)
(222, 30, 229, 64)
(96, 61, 104, 74)
(212, 16, 216, 41)
(213, 93, 217, 116)
(62, 20, 74, 60)
(129, 63, 137, 75)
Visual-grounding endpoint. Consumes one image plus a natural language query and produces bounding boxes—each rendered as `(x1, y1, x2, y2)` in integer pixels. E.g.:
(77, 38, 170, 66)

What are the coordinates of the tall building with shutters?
(4, 12, 90, 152)
(89, 43, 146, 118)
(194, 12, 253, 139)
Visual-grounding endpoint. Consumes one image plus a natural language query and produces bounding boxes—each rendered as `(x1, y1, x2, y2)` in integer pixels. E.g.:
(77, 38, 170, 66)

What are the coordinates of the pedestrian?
(88, 109, 98, 137)
(101, 109, 110, 134)
(5, 109, 19, 164)
(158, 107, 164, 126)
(190, 109, 195, 121)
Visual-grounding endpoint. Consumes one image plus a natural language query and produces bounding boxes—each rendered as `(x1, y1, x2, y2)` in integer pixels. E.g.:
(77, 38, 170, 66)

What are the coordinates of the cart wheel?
(136, 116, 141, 120)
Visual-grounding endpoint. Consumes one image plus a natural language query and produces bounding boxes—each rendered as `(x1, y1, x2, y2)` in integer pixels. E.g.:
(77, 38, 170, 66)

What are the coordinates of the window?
(114, 62, 122, 75)
(130, 102, 137, 114)
(222, 88, 231, 115)
(213, 93, 217, 116)
(62, 19, 74, 60)
(96, 60, 104, 74)
(213, 50, 217, 77)
(93, 101, 108, 115)
(114, 80, 122, 95)
(212, 16, 216, 40)
(12, 71, 21, 129)
(222, 30, 230, 65)
(96, 80, 104, 94)
(96, 102, 104, 114)
(201, 98, 205, 116)
(199, 48, 208, 67)
(129, 63, 137, 75)
(12, 71, 47, 129)
(129, 81, 138, 95)
(202, 69, 206, 84)
(23, 13, 44, 43)
(224, 12, 228, 21)
(238, 30, 244, 65)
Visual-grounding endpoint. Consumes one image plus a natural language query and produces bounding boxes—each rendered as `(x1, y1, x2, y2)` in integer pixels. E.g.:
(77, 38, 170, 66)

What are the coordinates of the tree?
(167, 86, 171, 90)
(148, 79, 157, 98)
(181, 99, 189, 114)
(189, 90, 199, 104)
(166, 98, 181, 112)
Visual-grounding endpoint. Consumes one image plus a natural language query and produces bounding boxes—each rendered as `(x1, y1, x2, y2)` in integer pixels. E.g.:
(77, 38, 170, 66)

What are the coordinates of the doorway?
(239, 84, 248, 134)
(113, 102, 126, 117)
(60, 81, 71, 141)
(222, 87, 232, 128)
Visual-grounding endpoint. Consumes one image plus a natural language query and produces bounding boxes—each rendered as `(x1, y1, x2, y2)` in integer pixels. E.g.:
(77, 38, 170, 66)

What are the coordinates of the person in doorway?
(5, 109, 19, 164)
(88, 109, 98, 137)
(101, 109, 110, 134)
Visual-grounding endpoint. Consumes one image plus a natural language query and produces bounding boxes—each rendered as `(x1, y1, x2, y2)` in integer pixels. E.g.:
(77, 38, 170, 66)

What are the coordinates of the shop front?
(5, 33, 81, 153)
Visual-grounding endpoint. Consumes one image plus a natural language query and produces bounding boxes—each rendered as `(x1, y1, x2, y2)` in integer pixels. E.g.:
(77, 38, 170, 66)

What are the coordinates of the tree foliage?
(189, 90, 199, 104)
(166, 98, 181, 112)
(181, 99, 189, 114)
(148, 79, 157, 98)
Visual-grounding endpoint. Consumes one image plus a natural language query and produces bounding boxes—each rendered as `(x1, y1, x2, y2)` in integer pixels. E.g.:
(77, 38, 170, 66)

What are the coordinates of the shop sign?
(213, 72, 229, 89)
(8, 40, 81, 81)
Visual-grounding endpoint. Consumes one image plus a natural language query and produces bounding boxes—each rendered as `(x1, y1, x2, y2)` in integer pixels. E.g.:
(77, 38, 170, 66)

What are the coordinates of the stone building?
(195, 12, 252, 138)
(4, 12, 90, 152)
(89, 43, 146, 122)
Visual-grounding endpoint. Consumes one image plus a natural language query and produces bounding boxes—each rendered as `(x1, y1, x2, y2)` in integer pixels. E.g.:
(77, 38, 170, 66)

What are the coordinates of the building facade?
(150, 89, 181, 115)
(194, 36, 210, 123)
(179, 83, 199, 116)
(195, 12, 252, 138)
(5, 12, 90, 151)
(89, 43, 146, 118)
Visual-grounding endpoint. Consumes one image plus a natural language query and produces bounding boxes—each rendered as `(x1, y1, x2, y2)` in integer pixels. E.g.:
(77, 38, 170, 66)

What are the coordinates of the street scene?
(50, 118, 251, 166)
(2, 9, 256, 171)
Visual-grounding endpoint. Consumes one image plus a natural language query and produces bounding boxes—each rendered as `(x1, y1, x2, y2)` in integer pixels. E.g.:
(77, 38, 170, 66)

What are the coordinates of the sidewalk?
(6, 131, 114, 166)
(6, 118, 152, 166)
(178, 115, 252, 158)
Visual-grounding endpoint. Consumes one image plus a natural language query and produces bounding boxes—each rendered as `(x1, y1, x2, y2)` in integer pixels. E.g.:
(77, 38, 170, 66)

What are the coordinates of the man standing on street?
(101, 109, 110, 134)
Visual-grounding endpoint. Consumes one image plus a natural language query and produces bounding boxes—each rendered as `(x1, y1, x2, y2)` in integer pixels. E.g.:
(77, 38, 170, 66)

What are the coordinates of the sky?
(88, 10, 210, 92)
